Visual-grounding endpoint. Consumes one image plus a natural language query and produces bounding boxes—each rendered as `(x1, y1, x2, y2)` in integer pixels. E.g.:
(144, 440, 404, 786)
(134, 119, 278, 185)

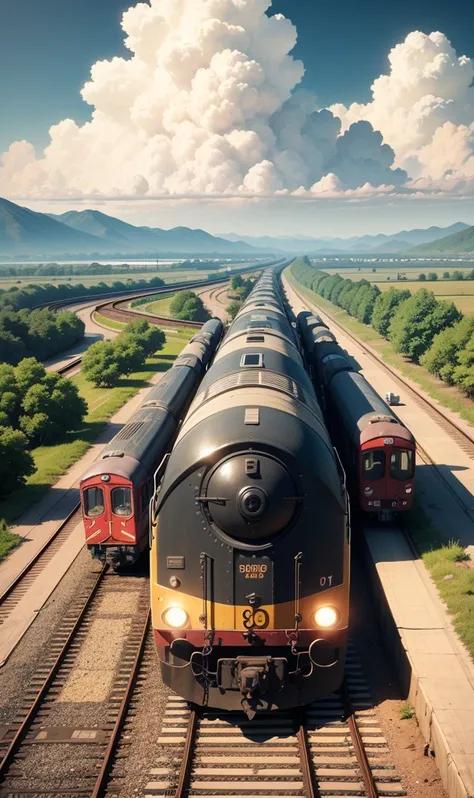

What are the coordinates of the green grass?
(0, 520, 21, 562)
(141, 293, 176, 316)
(0, 335, 189, 525)
(0, 269, 227, 291)
(399, 704, 415, 720)
(286, 267, 474, 428)
(93, 311, 126, 330)
(405, 503, 474, 659)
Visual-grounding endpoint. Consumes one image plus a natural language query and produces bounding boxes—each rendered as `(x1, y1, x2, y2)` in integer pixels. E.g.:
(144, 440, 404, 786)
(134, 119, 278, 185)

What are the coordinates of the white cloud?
(1, 8, 473, 201)
(331, 31, 474, 190)
(0, 0, 406, 200)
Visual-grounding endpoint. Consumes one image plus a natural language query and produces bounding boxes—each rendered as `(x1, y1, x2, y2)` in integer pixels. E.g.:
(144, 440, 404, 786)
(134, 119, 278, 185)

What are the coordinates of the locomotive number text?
(242, 608, 270, 629)
(239, 564, 268, 579)
(320, 575, 333, 587)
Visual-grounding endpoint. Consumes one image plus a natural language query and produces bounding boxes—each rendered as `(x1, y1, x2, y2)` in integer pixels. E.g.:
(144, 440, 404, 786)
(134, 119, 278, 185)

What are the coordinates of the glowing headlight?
(162, 607, 188, 629)
(314, 606, 338, 629)
(405, 487, 412, 494)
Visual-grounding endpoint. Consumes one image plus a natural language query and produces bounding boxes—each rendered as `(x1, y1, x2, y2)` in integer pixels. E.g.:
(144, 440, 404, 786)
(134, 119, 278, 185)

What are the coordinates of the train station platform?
(365, 527, 474, 798)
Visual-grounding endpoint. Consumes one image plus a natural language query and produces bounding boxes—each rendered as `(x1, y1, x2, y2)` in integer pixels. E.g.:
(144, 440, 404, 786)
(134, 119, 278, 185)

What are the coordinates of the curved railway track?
(147, 645, 404, 798)
(0, 567, 150, 797)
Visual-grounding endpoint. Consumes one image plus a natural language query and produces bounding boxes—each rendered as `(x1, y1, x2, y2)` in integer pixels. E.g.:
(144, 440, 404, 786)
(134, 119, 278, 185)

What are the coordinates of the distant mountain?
(0, 198, 107, 255)
(221, 223, 471, 255)
(50, 209, 260, 255)
(408, 226, 474, 255)
(0, 199, 262, 256)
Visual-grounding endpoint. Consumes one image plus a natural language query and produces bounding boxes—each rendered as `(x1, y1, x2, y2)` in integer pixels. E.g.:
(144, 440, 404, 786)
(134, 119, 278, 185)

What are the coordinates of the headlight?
(314, 606, 338, 628)
(162, 607, 188, 629)
(364, 487, 373, 496)
(405, 487, 412, 494)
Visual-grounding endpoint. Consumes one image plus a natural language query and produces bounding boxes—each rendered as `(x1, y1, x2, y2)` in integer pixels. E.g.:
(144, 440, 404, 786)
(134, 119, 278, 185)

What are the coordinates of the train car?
(314, 339, 415, 519)
(79, 318, 223, 568)
(150, 269, 350, 718)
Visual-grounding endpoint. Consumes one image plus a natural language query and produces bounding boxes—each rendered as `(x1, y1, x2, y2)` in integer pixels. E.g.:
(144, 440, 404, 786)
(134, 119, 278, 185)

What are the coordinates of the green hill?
(408, 225, 474, 255)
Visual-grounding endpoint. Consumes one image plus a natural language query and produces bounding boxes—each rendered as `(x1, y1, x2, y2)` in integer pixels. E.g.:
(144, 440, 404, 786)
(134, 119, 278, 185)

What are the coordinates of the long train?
(150, 268, 350, 717)
(79, 318, 223, 568)
(297, 310, 415, 518)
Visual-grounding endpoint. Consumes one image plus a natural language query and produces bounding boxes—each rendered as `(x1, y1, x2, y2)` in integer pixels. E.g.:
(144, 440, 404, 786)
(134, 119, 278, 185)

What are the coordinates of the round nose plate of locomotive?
(203, 454, 298, 542)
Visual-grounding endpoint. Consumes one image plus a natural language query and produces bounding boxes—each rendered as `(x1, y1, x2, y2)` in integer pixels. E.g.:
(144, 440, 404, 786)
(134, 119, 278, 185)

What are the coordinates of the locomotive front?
(150, 271, 350, 716)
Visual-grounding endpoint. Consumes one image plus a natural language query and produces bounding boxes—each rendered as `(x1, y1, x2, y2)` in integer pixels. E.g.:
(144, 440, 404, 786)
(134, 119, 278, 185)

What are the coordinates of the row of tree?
(0, 358, 88, 496)
(0, 307, 85, 366)
(169, 291, 210, 321)
(0, 275, 166, 313)
(292, 258, 474, 397)
(82, 320, 166, 387)
(418, 270, 474, 281)
(0, 263, 166, 278)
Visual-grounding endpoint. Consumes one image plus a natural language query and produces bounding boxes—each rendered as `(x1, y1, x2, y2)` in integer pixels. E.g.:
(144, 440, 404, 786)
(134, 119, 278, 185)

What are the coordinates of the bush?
(372, 288, 410, 337)
(170, 291, 210, 322)
(388, 289, 461, 363)
(0, 426, 35, 496)
(226, 303, 241, 320)
(82, 321, 166, 387)
(421, 317, 474, 383)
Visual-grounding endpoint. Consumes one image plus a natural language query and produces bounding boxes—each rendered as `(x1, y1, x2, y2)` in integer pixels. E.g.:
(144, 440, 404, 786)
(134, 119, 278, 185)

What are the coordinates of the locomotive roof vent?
(201, 453, 299, 544)
(369, 415, 397, 424)
(116, 421, 145, 440)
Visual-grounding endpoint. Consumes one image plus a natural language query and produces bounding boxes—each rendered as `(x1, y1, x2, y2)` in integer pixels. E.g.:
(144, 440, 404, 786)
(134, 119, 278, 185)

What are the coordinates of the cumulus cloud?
(331, 31, 474, 189)
(0, 6, 472, 201)
(0, 0, 406, 199)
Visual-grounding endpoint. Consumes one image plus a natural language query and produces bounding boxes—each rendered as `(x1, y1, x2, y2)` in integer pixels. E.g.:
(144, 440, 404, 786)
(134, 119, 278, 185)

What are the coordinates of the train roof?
(327, 370, 413, 445)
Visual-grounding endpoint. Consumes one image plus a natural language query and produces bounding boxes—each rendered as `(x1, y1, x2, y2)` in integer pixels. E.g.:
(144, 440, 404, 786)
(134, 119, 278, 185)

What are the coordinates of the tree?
(418, 273, 427, 281)
(371, 288, 410, 337)
(15, 358, 47, 393)
(123, 319, 165, 356)
(230, 275, 244, 290)
(226, 303, 241, 320)
(443, 271, 450, 279)
(20, 373, 87, 444)
(388, 289, 462, 363)
(82, 341, 124, 387)
(114, 334, 146, 375)
(421, 317, 474, 383)
(170, 291, 210, 322)
(427, 272, 438, 281)
(0, 426, 35, 496)
(452, 335, 474, 397)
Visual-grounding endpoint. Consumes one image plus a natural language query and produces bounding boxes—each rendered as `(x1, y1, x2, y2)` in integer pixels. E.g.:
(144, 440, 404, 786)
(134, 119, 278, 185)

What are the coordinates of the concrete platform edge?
(361, 530, 472, 798)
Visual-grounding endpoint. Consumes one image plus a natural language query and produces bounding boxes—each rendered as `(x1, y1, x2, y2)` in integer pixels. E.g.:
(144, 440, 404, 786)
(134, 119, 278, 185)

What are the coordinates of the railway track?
(146, 645, 404, 798)
(0, 568, 150, 797)
(0, 504, 82, 627)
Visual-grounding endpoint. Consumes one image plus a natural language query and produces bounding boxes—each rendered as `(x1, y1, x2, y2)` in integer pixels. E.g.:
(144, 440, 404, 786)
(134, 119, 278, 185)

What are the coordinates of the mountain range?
(0, 197, 472, 258)
(221, 223, 470, 255)
(0, 199, 261, 257)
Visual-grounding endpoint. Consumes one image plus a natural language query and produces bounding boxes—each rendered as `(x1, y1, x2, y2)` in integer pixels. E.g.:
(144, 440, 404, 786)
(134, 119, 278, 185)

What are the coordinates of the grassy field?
(0, 333, 190, 529)
(141, 293, 176, 316)
(320, 267, 474, 314)
(287, 266, 474, 659)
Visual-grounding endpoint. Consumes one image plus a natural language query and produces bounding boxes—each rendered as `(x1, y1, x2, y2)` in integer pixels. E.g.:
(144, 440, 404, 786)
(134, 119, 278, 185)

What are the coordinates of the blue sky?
(1, 0, 472, 152)
(1, 0, 473, 236)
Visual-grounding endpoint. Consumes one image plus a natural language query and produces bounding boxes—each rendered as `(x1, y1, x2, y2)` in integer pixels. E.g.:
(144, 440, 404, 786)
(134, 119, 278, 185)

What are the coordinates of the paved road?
(282, 273, 474, 555)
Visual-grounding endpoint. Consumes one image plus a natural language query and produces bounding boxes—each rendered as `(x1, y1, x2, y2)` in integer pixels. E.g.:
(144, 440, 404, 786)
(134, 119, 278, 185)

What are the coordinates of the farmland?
(320, 263, 474, 314)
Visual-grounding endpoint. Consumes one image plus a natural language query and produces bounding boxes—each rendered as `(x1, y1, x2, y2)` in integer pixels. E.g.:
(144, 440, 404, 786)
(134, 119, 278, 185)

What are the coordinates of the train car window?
(390, 449, 415, 480)
(362, 450, 385, 481)
(84, 487, 105, 517)
(111, 487, 133, 517)
(240, 353, 263, 367)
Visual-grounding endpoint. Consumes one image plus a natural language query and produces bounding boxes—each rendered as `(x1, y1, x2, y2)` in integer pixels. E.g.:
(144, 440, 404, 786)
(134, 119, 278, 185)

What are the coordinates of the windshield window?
(84, 487, 105, 518)
(111, 487, 132, 517)
(390, 449, 415, 481)
(362, 450, 385, 481)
